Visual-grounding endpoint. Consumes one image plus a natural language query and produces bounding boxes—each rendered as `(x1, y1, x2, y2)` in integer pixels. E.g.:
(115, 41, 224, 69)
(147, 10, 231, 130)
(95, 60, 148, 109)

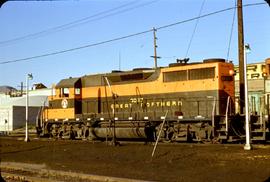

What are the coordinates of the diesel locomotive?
(37, 58, 248, 142)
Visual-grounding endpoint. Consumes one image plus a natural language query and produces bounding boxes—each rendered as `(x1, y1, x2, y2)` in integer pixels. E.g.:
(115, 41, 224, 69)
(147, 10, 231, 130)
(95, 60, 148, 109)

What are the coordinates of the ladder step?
(251, 136, 265, 141)
(251, 130, 265, 133)
(217, 129, 227, 132)
(252, 123, 263, 125)
(174, 137, 187, 141)
(219, 123, 227, 125)
(218, 135, 227, 139)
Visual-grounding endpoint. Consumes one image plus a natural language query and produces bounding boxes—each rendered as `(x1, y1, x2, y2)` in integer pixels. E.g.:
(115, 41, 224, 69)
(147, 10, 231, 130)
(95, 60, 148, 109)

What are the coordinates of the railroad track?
(1, 172, 63, 182)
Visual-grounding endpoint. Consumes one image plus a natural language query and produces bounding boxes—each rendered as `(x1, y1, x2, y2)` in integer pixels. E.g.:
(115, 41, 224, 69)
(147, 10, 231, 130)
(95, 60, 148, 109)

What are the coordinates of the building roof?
(0, 95, 48, 107)
(33, 83, 47, 89)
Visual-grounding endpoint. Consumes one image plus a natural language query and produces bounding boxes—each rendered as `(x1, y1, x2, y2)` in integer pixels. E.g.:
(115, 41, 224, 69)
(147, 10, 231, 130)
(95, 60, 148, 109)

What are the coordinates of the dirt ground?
(0, 136, 270, 182)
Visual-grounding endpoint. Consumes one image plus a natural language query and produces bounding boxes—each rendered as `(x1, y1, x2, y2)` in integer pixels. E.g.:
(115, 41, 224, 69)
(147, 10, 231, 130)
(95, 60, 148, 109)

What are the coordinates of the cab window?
(75, 88, 81, 95)
(61, 88, 69, 97)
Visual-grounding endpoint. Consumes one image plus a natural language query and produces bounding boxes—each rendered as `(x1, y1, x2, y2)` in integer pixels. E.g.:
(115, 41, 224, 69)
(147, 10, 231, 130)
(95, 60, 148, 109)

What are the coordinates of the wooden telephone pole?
(151, 27, 161, 69)
(237, 0, 245, 114)
(238, 0, 252, 150)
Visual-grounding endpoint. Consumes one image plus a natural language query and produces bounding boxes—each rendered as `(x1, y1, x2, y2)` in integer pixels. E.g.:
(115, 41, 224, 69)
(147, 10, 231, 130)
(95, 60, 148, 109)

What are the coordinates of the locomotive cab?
(43, 78, 82, 121)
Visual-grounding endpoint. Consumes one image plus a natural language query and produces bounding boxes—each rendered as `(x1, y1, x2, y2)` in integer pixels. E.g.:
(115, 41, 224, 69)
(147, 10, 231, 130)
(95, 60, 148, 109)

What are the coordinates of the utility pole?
(237, 0, 245, 114)
(118, 51, 121, 71)
(151, 27, 160, 69)
(237, 0, 252, 150)
(20, 82, 23, 96)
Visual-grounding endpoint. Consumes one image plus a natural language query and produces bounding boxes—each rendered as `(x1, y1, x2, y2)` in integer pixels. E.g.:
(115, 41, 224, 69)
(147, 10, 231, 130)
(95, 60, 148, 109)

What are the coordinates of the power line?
(226, 0, 237, 61)
(185, 0, 206, 58)
(0, 0, 159, 46)
(156, 2, 265, 31)
(0, 0, 139, 45)
(0, 29, 153, 64)
(0, 2, 266, 65)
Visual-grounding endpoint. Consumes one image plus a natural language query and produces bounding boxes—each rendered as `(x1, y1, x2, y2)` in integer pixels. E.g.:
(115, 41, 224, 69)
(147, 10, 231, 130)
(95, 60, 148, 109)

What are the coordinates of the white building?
(0, 88, 52, 132)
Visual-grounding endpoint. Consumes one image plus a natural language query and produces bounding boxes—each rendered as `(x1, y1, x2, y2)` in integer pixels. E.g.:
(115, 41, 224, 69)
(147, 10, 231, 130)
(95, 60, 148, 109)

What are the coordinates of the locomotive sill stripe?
(46, 90, 233, 118)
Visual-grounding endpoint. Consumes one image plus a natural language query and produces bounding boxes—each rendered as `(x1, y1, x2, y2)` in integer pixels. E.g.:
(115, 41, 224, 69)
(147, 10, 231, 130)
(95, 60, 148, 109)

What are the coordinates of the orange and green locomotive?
(38, 58, 235, 142)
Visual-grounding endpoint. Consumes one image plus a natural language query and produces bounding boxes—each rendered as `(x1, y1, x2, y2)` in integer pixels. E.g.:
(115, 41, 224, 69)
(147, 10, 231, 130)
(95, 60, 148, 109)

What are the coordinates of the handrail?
(211, 97, 216, 138)
(225, 96, 231, 133)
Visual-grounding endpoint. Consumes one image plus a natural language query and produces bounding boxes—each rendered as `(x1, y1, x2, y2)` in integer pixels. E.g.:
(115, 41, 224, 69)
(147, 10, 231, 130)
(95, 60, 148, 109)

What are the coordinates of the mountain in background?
(0, 86, 17, 94)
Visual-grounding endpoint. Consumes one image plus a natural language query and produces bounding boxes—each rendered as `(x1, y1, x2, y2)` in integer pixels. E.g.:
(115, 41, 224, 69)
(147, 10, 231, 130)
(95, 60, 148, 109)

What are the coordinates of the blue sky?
(0, 0, 269, 88)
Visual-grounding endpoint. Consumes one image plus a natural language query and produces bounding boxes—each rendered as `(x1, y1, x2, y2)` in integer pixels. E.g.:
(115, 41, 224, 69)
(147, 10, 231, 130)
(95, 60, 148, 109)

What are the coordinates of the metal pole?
(237, 0, 245, 114)
(152, 110, 168, 158)
(25, 75, 30, 142)
(21, 82, 23, 96)
(243, 45, 251, 150)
